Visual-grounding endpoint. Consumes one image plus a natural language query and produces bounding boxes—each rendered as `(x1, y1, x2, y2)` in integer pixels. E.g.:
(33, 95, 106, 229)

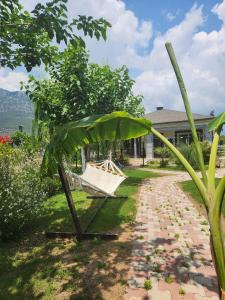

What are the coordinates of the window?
(175, 129, 203, 145)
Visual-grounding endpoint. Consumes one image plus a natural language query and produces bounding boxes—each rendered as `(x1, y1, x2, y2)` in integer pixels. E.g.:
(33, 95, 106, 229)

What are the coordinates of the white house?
(124, 107, 214, 159)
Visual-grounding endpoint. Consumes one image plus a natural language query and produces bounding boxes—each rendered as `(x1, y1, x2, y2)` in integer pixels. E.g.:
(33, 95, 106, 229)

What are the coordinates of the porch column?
(81, 148, 86, 172)
(145, 134, 153, 159)
(134, 138, 137, 158)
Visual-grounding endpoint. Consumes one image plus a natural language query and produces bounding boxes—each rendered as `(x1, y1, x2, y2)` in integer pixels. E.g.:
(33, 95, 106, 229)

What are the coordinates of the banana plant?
(158, 42, 225, 299)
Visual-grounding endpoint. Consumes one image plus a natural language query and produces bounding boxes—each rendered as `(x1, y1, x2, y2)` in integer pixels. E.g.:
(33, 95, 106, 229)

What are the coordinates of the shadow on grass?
(0, 226, 133, 299)
(0, 168, 159, 299)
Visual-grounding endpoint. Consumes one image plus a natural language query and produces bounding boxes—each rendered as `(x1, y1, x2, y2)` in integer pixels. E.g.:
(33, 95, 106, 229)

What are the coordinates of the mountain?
(0, 88, 33, 132)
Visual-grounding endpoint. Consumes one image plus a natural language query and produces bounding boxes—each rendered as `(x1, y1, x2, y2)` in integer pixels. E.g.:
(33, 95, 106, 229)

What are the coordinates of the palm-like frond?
(42, 111, 152, 174)
(208, 111, 225, 132)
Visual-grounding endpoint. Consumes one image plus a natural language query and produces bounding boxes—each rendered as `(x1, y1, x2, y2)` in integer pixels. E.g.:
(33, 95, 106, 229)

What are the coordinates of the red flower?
(0, 134, 13, 144)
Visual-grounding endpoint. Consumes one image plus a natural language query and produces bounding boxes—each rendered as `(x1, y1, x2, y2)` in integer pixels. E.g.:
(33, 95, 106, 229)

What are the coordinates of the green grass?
(38, 168, 159, 233)
(146, 163, 208, 172)
(146, 165, 186, 171)
(181, 179, 225, 217)
(0, 168, 158, 300)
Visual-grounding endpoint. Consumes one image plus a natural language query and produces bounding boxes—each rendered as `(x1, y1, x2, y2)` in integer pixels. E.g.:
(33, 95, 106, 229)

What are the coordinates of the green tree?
(0, 0, 111, 71)
(23, 45, 144, 137)
(86, 64, 144, 117)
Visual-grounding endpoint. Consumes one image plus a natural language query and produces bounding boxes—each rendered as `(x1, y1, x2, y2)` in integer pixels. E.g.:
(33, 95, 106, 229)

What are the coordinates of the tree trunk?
(75, 152, 77, 169)
(97, 144, 100, 161)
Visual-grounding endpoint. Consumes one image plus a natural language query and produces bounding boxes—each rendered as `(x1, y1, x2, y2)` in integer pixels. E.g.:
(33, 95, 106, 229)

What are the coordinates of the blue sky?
(124, 0, 223, 57)
(2, 0, 225, 117)
(124, 0, 221, 33)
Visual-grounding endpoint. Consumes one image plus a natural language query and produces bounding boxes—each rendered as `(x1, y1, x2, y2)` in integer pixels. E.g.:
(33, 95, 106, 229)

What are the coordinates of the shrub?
(0, 144, 46, 240)
(154, 147, 171, 167)
(179, 287, 185, 295)
(201, 141, 211, 163)
(220, 136, 225, 145)
(144, 279, 152, 290)
(43, 176, 62, 197)
(116, 154, 130, 166)
(174, 142, 211, 170)
(174, 143, 198, 169)
(147, 160, 157, 165)
(11, 131, 41, 157)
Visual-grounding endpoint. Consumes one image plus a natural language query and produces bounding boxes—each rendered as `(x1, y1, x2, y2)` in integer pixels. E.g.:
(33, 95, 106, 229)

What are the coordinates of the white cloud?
(162, 9, 180, 22)
(19, 0, 152, 68)
(66, 0, 152, 66)
(3, 0, 225, 117)
(0, 69, 28, 91)
(212, 0, 225, 21)
(133, 3, 225, 116)
(166, 12, 176, 21)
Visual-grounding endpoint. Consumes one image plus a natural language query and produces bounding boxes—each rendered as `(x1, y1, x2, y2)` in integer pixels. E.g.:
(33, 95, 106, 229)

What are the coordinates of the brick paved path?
(124, 170, 224, 300)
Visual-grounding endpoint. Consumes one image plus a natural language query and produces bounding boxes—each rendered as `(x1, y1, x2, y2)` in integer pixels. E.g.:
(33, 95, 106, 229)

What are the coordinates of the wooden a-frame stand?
(45, 164, 121, 241)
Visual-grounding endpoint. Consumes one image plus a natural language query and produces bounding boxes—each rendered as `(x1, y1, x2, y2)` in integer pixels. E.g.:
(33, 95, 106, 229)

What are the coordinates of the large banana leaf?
(88, 111, 151, 142)
(42, 111, 152, 174)
(208, 111, 225, 131)
(42, 115, 102, 174)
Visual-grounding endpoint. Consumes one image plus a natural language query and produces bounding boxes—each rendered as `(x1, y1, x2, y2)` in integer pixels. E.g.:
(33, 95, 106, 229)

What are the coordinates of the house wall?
(144, 121, 213, 160)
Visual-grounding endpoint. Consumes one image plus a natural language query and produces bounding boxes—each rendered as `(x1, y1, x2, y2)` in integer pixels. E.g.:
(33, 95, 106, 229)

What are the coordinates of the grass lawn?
(181, 179, 225, 217)
(0, 168, 158, 300)
(146, 165, 186, 172)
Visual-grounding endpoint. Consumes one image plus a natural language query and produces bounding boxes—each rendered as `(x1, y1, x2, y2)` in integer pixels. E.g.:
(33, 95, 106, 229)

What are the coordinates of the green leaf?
(88, 111, 151, 142)
(101, 29, 107, 41)
(43, 111, 152, 173)
(208, 111, 225, 131)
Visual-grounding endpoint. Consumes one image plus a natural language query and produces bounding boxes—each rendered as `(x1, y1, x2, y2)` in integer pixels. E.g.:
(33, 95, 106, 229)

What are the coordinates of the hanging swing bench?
(68, 158, 127, 197)
(46, 158, 128, 240)
(44, 111, 151, 241)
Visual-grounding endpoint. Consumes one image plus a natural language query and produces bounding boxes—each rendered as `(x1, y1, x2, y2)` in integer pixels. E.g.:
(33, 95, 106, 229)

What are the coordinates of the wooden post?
(97, 144, 100, 161)
(75, 152, 78, 169)
(58, 164, 82, 240)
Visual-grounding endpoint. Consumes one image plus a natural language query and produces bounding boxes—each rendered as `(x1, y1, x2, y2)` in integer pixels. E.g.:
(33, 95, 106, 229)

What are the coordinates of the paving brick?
(124, 170, 220, 300)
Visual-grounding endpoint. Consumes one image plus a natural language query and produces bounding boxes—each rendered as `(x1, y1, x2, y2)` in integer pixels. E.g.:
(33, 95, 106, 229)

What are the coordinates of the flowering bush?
(0, 144, 46, 240)
(11, 131, 41, 157)
(0, 134, 13, 145)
